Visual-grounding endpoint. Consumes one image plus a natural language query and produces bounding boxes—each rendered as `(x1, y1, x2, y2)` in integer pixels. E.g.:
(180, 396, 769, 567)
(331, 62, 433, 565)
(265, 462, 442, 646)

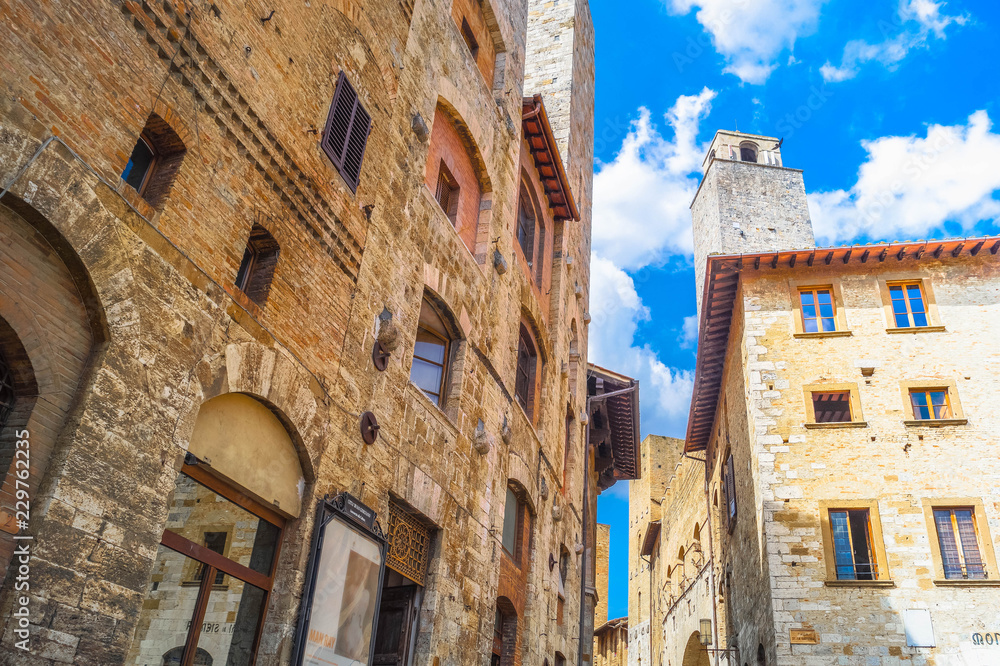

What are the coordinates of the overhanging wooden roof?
(595, 616, 628, 635)
(588, 364, 640, 489)
(640, 520, 661, 557)
(522, 95, 580, 221)
(684, 236, 1000, 453)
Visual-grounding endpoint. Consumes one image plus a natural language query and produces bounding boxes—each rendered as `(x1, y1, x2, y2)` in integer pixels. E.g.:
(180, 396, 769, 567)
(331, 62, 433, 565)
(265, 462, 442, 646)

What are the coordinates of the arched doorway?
(682, 630, 710, 666)
(127, 393, 304, 666)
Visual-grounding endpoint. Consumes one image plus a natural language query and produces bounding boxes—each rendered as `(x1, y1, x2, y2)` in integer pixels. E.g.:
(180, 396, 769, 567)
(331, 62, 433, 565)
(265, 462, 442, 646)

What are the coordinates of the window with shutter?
(435, 162, 460, 225)
(321, 72, 372, 193)
(933, 508, 987, 579)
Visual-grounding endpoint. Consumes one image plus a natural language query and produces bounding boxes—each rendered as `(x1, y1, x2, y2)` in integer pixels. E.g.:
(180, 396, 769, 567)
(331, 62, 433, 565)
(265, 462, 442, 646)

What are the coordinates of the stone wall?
(0, 0, 596, 664)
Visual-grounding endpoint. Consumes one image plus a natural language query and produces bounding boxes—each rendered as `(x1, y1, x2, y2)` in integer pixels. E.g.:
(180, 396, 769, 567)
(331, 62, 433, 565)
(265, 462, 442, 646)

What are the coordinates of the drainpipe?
(686, 451, 720, 666)
(580, 383, 638, 666)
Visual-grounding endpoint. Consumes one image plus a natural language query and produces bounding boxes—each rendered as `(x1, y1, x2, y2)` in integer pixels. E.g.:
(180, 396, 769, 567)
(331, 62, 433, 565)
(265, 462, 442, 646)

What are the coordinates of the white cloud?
(821, 0, 967, 82)
(667, 0, 825, 84)
(808, 111, 1000, 243)
(680, 315, 699, 348)
(588, 257, 695, 439)
(592, 88, 715, 271)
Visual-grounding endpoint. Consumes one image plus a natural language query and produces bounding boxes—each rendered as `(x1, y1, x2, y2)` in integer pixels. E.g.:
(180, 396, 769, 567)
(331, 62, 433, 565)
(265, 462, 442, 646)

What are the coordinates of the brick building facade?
(0, 0, 638, 664)
(638, 130, 1000, 666)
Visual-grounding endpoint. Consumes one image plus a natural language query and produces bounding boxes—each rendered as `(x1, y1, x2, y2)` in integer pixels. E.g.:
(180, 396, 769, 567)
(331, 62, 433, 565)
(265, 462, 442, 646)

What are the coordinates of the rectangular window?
(812, 391, 852, 423)
(910, 388, 952, 420)
(501, 487, 520, 559)
(830, 509, 877, 580)
(435, 162, 460, 224)
(460, 17, 479, 58)
(799, 287, 836, 332)
(889, 282, 928, 328)
(321, 71, 371, 193)
(933, 508, 987, 579)
(723, 454, 737, 526)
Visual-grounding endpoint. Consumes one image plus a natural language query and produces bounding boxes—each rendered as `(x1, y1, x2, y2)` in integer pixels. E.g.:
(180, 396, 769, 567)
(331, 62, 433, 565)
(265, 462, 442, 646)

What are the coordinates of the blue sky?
(589, 0, 1000, 621)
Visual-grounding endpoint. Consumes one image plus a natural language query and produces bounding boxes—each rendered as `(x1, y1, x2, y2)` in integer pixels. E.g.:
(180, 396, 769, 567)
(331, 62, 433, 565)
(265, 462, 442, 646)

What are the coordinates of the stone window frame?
(407, 288, 466, 422)
(921, 497, 999, 586)
(787, 278, 851, 338)
(898, 378, 968, 427)
(819, 499, 893, 587)
(802, 382, 867, 429)
(876, 275, 946, 334)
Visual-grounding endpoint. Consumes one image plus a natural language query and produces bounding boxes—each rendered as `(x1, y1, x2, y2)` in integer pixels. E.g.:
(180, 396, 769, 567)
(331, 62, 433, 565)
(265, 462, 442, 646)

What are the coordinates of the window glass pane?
(191, 579, 268, 666)
(848, 510, 875, 580)
(954, 510, 986, 579)
(911, 311, 928, 327)
(414, 334, 446, 364)
(123, 137, 155, 191)
(167, 474, 280, 577)
(799, 292, 815, 306)
(910, 392, 931, 420)
(821, 317, 836, 332)
(502, 488, 518, 555)
(934, 510, 964, 579)
(126, 544, 205, 665)
(830, 511, 856, 580)
(818, 301, 834, 319)
(803, 318, 818, 333)
(929, 391, 950, 419)
(409, 358, 443, 401)
(801, 304, 816, 320)
(906, 284, 924, 307)
(889, 285, 904, 299)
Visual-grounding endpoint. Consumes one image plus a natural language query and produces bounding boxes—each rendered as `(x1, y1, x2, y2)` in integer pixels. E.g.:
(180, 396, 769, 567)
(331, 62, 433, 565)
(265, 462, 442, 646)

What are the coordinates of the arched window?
(132, 394, 302, 666)
(739, 142, 758, 163)
(493, 598, 518, 666)
(162, 646, 213, 665)
(121, 113, 187, 209)
(515, 324, 539, 419)
(516, 182, 546, 286)
(757, 643, 766, 666)
(410, 297, 454, 406)
(235, 223, 280, 307)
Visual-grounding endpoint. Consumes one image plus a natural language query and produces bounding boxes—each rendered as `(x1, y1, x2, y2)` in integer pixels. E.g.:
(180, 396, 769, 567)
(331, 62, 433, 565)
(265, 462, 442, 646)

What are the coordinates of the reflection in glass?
(193, 580, 268, 666)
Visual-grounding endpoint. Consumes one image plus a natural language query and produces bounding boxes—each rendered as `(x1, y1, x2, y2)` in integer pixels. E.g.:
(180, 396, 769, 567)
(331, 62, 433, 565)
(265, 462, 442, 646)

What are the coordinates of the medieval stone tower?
(691, 131, 815, 316)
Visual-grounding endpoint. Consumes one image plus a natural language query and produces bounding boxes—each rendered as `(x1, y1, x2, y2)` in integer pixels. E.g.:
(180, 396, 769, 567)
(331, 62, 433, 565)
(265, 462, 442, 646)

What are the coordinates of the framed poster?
(293, 494, 388, 666)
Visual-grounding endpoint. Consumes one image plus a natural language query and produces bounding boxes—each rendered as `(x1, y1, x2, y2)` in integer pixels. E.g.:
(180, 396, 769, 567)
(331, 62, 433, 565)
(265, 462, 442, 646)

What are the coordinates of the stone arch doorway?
(127, 392, 305, 666)
(682, 631, 710, 666)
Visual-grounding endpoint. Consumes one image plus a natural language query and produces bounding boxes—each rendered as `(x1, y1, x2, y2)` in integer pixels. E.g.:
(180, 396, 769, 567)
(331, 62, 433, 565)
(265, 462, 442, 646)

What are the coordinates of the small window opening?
(411, 297, 452, 406)
(889, 282, 928, 328)
(799, 287, 836, 332)
(461, 17, 480, 59)
(909, 388, 952, 420)
(740, 142, 758, 163)
(812, 391, 852, 423)
(121, 113, 187, 209)
(435, 162, 460, 225)
(933, 508, 987, 579)
(235, 223, 280, 307)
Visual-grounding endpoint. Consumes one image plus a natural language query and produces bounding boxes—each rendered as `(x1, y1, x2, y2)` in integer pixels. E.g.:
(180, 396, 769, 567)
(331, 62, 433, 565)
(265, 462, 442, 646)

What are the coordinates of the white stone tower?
(691, 131, 816, 316)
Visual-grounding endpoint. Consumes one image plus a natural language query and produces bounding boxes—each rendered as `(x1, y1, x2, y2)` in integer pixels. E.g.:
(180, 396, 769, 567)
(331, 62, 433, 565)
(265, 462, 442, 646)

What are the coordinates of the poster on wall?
(293, 494, 387, 666)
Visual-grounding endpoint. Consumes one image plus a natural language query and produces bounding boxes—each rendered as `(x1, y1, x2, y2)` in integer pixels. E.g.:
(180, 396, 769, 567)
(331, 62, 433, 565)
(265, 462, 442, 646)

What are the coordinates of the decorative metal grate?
(386, 502, 432, 586)
(0, 351, 15, 430)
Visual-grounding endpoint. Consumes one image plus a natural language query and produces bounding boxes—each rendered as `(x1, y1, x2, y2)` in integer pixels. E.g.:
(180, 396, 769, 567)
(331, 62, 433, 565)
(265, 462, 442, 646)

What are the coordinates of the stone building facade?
(678, 130, 1000, 666)
(0, 0, 627, 664)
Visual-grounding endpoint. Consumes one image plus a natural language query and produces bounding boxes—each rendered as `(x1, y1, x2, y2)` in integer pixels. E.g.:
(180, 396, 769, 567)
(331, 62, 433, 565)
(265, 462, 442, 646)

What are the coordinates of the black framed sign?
(292, 493, 388, 666)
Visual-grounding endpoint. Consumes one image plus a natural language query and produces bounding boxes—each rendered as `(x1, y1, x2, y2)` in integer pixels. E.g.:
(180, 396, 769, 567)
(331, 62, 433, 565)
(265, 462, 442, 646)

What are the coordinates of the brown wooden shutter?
(321, 71, 371, 193)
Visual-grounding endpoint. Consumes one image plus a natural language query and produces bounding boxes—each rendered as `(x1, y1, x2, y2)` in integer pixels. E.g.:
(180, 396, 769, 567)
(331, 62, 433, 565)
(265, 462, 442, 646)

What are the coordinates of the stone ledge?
(824, 580, 896, 588)
(903, 419, 968, 427)
(886, 325, 947, 334)
(933, 579, 1000, 587)
(804, 421, 868, 429)
(793, 330, 853, 339)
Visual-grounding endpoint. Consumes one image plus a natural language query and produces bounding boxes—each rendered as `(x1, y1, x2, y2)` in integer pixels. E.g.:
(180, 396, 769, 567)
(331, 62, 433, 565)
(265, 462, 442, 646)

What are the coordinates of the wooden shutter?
(321, 71, 372, 193)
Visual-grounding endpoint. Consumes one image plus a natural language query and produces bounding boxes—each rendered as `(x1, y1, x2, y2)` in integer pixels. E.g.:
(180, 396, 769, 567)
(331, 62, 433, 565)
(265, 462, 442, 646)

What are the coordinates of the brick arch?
(432, 97, 492, 193)
(0, 195, 106, 575)
(494, 596, 518, 666)
(682, 631, 710, 666)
